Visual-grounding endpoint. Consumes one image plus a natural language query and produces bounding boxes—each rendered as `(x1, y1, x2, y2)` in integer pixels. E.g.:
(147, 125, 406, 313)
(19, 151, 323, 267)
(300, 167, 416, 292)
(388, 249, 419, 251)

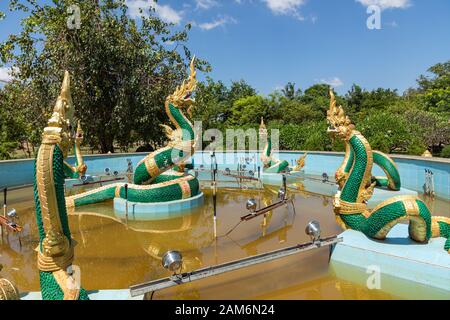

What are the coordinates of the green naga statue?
(328, 90, 401, 191)
(34, 71, 89, 299)
(63, 120, 87, 179)
(327, 91, 449, 253)
(259, 117, 289, 173)
(66, 58, 200, 208)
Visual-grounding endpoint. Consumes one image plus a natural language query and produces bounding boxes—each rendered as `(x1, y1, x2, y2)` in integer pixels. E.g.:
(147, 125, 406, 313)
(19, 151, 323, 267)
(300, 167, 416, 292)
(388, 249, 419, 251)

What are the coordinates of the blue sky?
(1, 0, 450, 95)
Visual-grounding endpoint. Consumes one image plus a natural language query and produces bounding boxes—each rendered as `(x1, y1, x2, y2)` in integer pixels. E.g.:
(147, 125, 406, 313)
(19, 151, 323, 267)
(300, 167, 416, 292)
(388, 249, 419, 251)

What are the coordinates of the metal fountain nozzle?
(162, 250, 183, 274)
(278, 188, 286, 200)
(246, 198, 257, 213)
(305, 220, 321, 242)
(7, 208, 17, 219)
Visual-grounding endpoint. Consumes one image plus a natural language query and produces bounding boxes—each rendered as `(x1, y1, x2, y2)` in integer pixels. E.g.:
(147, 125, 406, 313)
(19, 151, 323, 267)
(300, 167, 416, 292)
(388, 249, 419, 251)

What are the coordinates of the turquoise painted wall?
(1, 151, 449, 199)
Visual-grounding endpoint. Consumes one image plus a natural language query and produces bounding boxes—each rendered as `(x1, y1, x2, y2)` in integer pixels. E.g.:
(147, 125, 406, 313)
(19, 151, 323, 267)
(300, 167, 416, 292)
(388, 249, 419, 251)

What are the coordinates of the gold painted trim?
(179, 181, 192, 199)
(52, 269, 80, 300)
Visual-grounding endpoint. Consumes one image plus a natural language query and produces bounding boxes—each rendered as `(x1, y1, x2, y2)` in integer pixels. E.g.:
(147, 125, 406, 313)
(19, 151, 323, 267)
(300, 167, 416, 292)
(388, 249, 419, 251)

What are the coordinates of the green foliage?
(281, 82, 302, 100)
(0, 0, 209, 154)
(358, 111, 420, 154)
(228, 95, 270, 125)
(276, 121, 331, 151)
(192, 78, 256, 130)
(417, 61, 450, 113)
(300, 84, 332, 115)
(0, 2, 448, 160)
(441, 145, 450, 158)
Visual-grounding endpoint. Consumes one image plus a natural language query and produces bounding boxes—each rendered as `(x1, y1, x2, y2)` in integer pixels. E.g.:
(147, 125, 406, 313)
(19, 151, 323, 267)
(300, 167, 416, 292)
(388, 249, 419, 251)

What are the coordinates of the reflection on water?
(0, 181, 449, 300)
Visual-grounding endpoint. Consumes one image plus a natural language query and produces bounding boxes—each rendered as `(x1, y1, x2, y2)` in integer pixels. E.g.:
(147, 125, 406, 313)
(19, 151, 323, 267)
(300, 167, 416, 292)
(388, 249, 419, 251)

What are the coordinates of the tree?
(345, 84, 364, 114)
(193, 77, 231, 129)
(358, 111, 423, 154)
(281, 82, 301, 100)
(403, 109, 450, 154)
(301, 84, 335, 115)
(192, 78, 256, 131)
(0, 0, 209, 153)
(277, 100, 322, 124)
(228, 95, 270, 125)
(417, 60, 450, 113)
(228, 79, 256, 102)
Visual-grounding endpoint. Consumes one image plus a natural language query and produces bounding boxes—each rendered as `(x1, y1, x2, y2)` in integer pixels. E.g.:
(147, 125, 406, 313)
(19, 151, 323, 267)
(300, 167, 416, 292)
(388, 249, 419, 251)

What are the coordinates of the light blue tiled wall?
(1, 151, 449, 199)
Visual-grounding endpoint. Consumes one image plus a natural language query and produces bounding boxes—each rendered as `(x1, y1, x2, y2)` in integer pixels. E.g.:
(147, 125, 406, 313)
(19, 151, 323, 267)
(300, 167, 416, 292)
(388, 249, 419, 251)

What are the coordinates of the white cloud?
(320, 77, 344, 87)
(356, 0, 411, 10)
(156, 3, 183, 24)
(263, 0, 306, 20)
(195, 0, 219, 10)
(126, 0, 183, 24)
(198, 16, 237, 30)
(0, 67, 14, 83)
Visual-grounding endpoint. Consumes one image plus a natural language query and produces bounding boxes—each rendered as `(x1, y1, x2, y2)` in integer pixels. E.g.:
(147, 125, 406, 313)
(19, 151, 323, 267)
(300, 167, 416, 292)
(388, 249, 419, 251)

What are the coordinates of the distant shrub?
(441, 145, 450, 158)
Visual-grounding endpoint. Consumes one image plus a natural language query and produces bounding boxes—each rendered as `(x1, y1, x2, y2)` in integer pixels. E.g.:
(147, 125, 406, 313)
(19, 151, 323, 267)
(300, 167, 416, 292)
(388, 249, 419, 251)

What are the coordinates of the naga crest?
(326, 88, 354, 140)
(163, 57, 198, 146)
(259, 117, 268, 137)
(43, 71, 75, 157)
(167, 56, 197, 113)
(294, 152, 307, 171)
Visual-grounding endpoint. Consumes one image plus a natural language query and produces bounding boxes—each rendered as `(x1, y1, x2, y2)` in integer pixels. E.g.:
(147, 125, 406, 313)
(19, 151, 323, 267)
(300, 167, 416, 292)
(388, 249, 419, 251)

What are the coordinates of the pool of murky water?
(0, 176, 449, 300)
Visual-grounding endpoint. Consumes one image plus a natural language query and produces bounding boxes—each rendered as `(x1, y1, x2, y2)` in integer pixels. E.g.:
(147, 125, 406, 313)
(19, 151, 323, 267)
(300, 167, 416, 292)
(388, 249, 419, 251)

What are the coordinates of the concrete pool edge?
(113, 192, 205, 220)
(2, 151, 448, 199)
(330, 224, 450, 292)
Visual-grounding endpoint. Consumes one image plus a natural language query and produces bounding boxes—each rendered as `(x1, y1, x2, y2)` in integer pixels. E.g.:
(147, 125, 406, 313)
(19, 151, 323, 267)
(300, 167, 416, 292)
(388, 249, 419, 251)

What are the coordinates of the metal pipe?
(240, 197, 293, 221)
(124, 184, 129, 220)
(3, 187, 6, 217)
(129, 235, 342, 297)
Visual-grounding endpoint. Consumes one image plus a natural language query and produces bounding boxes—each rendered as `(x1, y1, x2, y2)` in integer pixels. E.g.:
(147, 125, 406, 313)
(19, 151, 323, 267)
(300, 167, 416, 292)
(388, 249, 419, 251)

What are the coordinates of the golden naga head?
(43, 71, 75, 157)
(167, 56, 197, 112)
(294, 152, 307, 171)
(75, 120, 84, 145)
(326, 88, 354, 140)
(259, 117, 268, 136)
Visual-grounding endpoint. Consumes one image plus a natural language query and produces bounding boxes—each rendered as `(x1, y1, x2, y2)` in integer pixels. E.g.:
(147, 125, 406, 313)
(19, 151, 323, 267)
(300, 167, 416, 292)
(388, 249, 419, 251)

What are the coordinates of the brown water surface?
(0, 180, 448, 300)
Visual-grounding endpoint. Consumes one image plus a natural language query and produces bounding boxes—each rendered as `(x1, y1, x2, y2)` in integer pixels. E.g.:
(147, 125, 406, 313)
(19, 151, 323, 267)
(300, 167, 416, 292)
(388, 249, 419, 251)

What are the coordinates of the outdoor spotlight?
(104, 168, 111, 175)
(305, 220, 321, 242)
(248, 170, 254, 177)
(80, 175, 88, 182)
(225, 168, 231, 175)
(278, 188, 286, 200)
(162, 250, 183, 274)
(7, 208, 17, 218)
(113, 171, 119, 177)
(322, 172, 329, 182)
(246, 198, 257, 213)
